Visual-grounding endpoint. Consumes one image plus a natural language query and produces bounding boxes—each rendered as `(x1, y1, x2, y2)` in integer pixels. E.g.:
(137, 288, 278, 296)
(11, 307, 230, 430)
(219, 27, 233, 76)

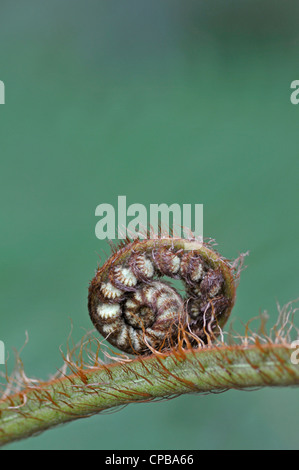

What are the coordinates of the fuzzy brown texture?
(88, 238, 238, 355)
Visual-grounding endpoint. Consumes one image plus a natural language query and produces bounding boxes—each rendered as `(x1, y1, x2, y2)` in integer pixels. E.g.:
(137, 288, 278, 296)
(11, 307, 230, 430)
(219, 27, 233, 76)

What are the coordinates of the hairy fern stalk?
(0, 237, 298, 447)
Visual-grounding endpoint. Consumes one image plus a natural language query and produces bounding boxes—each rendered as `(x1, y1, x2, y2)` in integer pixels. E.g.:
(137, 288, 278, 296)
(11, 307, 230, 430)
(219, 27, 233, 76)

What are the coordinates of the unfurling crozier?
(88, 238, 237, 355)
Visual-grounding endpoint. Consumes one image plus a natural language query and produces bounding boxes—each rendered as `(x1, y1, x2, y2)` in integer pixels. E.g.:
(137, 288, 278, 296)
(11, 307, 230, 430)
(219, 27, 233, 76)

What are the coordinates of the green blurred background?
(1, 0, 299, 450)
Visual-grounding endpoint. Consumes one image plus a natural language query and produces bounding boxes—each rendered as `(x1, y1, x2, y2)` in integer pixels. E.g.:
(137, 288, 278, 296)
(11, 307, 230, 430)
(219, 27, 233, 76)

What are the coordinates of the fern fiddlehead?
(0, 238, 298, 448)
(88, 238, 237, 354)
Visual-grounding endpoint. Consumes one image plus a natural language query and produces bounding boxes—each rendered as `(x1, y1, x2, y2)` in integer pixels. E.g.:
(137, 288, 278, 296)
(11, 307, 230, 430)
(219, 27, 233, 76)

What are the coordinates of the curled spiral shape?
(88, 238, 237, 355)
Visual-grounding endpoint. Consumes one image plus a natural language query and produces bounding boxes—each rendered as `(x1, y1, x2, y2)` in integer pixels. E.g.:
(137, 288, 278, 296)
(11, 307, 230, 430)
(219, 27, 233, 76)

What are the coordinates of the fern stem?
(0, 343, 297, 447)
